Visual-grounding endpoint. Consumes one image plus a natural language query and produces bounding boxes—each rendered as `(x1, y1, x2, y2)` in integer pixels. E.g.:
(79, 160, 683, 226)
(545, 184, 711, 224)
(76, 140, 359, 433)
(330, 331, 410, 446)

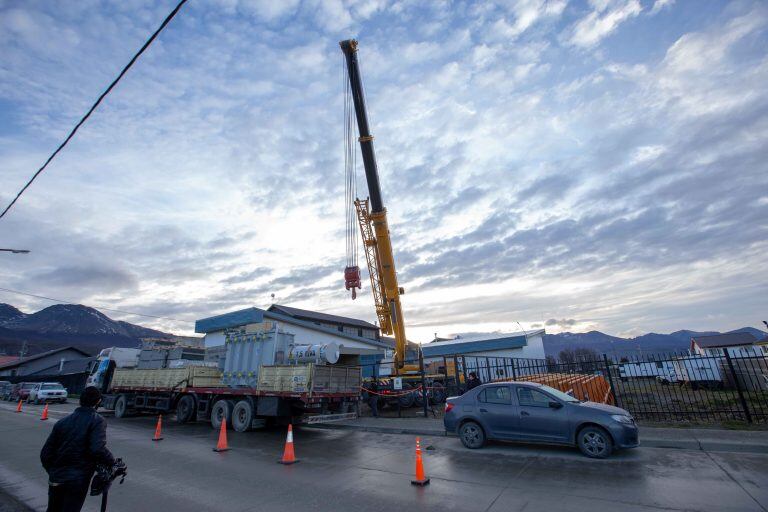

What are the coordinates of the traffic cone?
(411, 437, 430, 486)
(15, 400, 22, 413)
(278, 424, 299, 464)
(40, 404, 49, 421)
(152, 415, 163, 441)
(213, 418, 229, 452)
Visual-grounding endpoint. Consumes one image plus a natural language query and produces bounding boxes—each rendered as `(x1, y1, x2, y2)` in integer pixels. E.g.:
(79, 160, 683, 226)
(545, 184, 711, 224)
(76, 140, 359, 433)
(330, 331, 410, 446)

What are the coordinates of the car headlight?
(611, 414, 634, 425)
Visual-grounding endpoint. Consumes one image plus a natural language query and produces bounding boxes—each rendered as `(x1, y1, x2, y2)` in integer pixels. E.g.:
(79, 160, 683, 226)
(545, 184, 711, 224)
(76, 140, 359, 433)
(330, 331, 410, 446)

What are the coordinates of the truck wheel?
(176, 395, 196, 424)
(114, 395, 128, 419)
(397, 383, 415, 408)
(210, 399, 233, 430)
(232, 400, 253, 433)
(430, 382, 446, 404)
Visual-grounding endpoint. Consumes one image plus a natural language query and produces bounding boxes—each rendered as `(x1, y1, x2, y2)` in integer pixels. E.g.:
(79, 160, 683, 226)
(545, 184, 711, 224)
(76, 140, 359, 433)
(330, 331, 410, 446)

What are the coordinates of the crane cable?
(0, 0, 189, 221)
(343, 58, 358, 268)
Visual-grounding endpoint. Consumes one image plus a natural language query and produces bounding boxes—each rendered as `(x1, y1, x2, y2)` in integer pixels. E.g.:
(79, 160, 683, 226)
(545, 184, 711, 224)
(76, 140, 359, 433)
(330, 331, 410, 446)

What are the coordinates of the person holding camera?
(40, 386, 116, 512)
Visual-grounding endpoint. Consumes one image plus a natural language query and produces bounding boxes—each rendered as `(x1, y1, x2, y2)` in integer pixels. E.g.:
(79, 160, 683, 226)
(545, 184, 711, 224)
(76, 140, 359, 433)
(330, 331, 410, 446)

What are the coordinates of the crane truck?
(340, 40, 449, 407)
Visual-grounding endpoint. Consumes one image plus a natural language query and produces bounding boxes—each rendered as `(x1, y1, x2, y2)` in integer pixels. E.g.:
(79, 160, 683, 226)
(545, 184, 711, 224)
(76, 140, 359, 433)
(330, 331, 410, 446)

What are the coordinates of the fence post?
(419, 348, 429, 418)
(511, 358, 518, 381)
(602, 354, 621, 408)
(723, 350, 752, 423)
(461, 356, 469, 392)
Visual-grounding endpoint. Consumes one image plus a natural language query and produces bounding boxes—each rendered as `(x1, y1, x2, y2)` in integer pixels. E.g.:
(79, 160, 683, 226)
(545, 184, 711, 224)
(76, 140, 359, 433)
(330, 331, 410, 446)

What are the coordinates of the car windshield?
(538, 384, 582, 403)
(42, 384, 63, 390)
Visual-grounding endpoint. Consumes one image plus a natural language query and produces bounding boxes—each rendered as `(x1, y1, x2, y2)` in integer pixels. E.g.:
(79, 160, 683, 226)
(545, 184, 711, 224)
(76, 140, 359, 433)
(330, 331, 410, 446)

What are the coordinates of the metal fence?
(358, 351, 768, 424)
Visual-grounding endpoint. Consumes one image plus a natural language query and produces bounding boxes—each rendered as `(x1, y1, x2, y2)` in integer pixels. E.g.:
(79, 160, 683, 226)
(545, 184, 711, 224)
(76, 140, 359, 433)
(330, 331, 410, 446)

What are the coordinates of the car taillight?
(445, 402, 454, 414)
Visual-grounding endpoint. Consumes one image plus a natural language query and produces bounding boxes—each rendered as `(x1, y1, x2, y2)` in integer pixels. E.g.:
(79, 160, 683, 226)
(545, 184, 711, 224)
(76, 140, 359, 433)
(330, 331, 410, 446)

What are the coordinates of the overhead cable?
(0, 0, 189, 220)
(0, 286, 191, 324)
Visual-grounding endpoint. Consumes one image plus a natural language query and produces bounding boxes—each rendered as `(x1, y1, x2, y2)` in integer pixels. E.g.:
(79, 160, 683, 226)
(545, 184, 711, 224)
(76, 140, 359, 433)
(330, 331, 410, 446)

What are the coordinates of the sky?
(0, 0, 766, 342)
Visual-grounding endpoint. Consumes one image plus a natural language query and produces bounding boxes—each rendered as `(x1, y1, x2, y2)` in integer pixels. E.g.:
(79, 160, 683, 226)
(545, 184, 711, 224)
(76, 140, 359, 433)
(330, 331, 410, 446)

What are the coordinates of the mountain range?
(543, 327, 766, 359)
(0, 302, 765, 360)
(0, 303, 172, 357)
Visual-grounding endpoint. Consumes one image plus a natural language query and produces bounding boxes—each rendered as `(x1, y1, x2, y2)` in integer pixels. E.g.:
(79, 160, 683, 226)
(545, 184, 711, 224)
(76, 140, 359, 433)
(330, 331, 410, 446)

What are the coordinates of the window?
(358, 328, 363, 337)
(477, 386, 512, 405)
(517, 387, 554, 407)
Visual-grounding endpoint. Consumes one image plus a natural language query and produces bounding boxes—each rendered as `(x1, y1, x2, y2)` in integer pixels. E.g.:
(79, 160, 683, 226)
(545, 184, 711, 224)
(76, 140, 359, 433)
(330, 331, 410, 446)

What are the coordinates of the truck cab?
(87, 347, 140, 392)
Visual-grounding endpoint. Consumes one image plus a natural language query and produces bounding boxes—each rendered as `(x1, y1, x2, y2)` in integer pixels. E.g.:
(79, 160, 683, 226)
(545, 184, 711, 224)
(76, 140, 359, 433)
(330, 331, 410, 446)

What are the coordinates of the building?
(0, 347, 91, 377)
(140, 335, 205, 350)
(421, 330, 547, 361)
(267, 304, 380, 341)
(690, 333, 760, 357)
(195, 306, 389, 359)
(756, 335, 768, 356)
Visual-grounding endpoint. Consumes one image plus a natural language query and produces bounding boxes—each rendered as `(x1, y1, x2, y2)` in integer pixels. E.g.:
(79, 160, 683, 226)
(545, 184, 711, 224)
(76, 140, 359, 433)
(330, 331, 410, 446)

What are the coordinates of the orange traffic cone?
(152, 415, 163, 441)
(213, 418, 229, 452)
(15, 400, 22, 413)
(40, 404, 49, 421)
(278, 424, 299, 464)
(411, 437, 430, 486)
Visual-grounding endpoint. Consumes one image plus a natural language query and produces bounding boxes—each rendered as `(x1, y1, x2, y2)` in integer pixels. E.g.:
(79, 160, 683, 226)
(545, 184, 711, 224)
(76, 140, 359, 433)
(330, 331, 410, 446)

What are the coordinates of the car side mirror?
(548, 401, 563, 409)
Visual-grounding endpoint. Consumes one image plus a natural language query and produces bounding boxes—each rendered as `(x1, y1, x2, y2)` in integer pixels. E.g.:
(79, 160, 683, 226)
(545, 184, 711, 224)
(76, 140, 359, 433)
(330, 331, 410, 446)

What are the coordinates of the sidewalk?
(309, 416, 768, 454)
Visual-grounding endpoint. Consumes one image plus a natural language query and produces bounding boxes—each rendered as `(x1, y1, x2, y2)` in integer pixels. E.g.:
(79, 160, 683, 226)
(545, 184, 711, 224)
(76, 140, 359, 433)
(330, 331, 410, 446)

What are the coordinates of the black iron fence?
(358, 350, 768, 424)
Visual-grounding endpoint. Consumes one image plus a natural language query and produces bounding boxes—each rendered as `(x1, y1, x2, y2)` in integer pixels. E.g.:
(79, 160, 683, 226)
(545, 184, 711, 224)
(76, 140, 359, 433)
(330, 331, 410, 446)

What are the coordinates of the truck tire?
(232, 400, 253, 433)
(398, 383, 415, 408)
(114, 395, 128, 419)
(430, 382, 446, 404)
(175, 395, 196, 424)
(210, 399, 233, 430)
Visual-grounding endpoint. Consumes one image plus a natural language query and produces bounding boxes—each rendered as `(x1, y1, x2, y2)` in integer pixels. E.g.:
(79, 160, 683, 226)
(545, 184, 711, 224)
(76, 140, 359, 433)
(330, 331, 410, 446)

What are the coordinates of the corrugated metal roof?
(0, 347, 91, 370)
(195, 307, 389, 349)
(691, 332, 757, 349)
(268, 304, 378, 330)
(421, 335, 529, 357)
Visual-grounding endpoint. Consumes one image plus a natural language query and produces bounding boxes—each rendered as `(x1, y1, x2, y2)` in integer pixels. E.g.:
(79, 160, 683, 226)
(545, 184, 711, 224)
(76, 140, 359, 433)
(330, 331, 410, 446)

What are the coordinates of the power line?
(0, 0, 189, 220)
(0, 286, 191, 324)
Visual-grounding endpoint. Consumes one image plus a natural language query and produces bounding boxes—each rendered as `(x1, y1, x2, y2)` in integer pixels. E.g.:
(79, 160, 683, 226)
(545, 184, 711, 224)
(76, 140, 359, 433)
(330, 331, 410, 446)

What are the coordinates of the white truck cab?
(87, 347, 140, 391)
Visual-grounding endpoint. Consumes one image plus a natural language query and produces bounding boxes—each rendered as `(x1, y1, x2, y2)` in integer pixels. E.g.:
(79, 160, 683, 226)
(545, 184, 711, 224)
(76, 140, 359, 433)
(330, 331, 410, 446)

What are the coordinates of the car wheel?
(459, 421, 486, 449)
(114, 395, 128, 419)
(577, 426, 613, 459)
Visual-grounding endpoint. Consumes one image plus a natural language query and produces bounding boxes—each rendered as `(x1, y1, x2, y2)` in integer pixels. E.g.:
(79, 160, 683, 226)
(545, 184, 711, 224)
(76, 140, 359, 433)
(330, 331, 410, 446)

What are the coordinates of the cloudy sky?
(1, 0, 766, 341)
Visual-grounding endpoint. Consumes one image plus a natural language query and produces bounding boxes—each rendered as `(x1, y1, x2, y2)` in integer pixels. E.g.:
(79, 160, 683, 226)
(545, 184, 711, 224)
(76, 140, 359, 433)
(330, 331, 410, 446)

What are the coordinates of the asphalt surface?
(1, 401, 767, 512)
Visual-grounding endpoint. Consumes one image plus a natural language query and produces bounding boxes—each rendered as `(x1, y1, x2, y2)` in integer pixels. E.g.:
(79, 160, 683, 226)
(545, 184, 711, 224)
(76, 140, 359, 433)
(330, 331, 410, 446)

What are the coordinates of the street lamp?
(0, 248, 30, 254)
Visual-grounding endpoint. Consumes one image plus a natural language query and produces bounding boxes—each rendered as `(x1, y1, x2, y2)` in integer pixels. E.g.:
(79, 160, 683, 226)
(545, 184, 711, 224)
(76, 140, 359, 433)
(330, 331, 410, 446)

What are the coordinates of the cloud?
(545, 318, 577, 328)
(649, 0, 674, 16)
(0, 0, 766, 343)
(564, 0, 643, 48)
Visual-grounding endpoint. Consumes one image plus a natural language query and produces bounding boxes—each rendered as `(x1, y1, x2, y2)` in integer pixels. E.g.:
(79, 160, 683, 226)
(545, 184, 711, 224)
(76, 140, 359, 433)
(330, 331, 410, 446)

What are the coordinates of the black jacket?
(466, 377, 482, 391)
(40, 406, 115, 483)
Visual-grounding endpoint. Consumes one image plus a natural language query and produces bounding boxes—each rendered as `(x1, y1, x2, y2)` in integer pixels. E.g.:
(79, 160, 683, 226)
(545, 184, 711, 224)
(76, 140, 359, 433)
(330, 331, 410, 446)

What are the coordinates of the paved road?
(1, 401, 766, 512)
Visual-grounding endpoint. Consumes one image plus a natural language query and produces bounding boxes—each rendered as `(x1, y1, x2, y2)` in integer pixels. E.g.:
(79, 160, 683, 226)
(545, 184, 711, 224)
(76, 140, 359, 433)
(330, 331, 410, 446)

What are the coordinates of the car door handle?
(521, 411, 530, 416)
(479, 408, 488, 413)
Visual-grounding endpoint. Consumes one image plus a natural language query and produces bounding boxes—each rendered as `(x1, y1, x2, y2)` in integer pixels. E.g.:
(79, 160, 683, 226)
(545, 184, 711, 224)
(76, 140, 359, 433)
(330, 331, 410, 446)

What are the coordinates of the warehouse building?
(421, 330, 546, 361)
(195, 305, 389, 361)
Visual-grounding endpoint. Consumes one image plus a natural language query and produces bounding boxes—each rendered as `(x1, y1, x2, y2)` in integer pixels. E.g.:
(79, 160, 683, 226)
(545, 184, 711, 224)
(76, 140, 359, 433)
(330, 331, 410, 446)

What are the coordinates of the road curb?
(308, 422, 449, 437)
(310, 423, 768, 454)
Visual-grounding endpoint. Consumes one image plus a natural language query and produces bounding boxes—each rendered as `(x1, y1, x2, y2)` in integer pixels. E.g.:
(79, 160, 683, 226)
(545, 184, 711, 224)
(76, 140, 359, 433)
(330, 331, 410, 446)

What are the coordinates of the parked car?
(0, 381, 12, 400)
(8, 382, 38, 402)
(444, 381, 639, 458)
(27, 382, 68, 404)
